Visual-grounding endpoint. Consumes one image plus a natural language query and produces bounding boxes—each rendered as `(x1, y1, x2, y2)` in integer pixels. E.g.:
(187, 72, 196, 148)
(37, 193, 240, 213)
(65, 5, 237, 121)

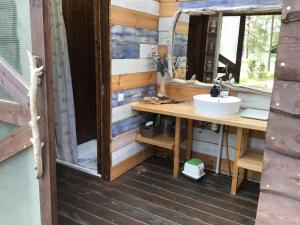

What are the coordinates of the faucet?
(214, 73, 226, 96)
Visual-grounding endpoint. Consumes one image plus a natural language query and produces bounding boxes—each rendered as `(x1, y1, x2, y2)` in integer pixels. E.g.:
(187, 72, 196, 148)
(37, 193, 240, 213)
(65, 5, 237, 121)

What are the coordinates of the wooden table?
(132, 101, 267, 194)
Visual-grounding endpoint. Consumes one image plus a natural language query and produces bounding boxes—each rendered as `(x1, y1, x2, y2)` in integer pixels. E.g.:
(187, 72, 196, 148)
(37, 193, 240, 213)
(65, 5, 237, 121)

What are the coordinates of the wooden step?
(237, 150, 263, 172)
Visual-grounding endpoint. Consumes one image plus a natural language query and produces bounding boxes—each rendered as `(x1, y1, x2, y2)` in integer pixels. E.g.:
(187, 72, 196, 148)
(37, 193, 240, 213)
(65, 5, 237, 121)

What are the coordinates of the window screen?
(0, 0, 32, 100)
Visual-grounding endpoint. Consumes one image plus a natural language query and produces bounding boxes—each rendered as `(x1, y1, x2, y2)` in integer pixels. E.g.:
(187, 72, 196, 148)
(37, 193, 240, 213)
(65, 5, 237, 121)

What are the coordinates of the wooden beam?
(111, 6, 158, 30)
(0, 59, 30, 107)
(112, 72, 157, 92)
(234, 15, 246, 83)
(0, 100, 30, 126)
(0, 127, 32, 163)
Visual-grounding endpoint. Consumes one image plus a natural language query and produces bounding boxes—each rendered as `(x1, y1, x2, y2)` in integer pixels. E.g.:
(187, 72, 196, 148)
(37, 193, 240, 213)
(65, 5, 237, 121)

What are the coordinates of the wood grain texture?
(111, 0, 159, 16)
(257, 1, 300, 223)
(63, 0, 97, 144)
(112, 85, 155, 107)
(112, 128, 139, 152)
(112, 59, 155, 75)
(0, 100, 30, 126)
(275, 0, 300, 82)
(111, 6, 159, 30)
(30, 0, 58, 224)
(260, 149, 300, 200)
(160, 2, 178, 17)
(0, 59, 30, 107)
(112, 114, 149, 137)
(57, 157, 260, 224)
(256, 192, 300, 225)
(112, 72, 157, 92)
(112, 43, 140, 59)
(0, 127, 32, 163)
(110, 147, 154, 180)
(163, 83, 211, 100)
(266, 111, 300, 158)
(112, 25, 158, 45)
(132, 101, 267, 131)
(112, 141, 146, 166)
(271, 80, 300, 116)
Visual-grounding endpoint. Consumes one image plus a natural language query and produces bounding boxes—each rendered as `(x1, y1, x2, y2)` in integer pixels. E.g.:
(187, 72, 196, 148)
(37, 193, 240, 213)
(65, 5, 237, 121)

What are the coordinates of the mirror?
(172, 13, 189, 80)
(170, 11, 281, 92)
(218, 15, 281, 91)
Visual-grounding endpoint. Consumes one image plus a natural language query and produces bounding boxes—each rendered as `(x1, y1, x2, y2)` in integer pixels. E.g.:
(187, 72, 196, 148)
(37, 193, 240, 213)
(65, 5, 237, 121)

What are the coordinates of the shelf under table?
(136, 134, 175, 150)
(237, 150, 263, 172)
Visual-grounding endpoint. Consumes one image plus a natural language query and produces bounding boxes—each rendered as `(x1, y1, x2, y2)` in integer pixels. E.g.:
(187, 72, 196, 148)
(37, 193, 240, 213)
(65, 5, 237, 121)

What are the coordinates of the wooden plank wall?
(256, 0, 300, 223)
(110, 0, 160, 180)
(159, 0, 189, 80)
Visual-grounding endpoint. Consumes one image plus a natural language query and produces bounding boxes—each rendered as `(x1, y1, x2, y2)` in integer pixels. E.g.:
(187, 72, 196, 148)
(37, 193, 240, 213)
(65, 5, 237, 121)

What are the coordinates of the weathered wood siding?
(110, 0, 159, 179)
(256, 0, 300, 224)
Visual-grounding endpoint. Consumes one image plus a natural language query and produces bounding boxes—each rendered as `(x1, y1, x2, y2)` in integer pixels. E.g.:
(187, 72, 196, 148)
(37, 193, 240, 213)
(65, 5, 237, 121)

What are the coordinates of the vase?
(158, 73, 166, 97)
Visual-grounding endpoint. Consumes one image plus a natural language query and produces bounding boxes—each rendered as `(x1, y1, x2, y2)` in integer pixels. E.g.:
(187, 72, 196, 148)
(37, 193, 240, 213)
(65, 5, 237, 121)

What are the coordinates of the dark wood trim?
(186, 15, 209, 81)
(234, 15, 246, 83)
(0, 100, 30, 126)
(96, 0, 111, 180)
(29, 0, 58, 224)
(0, 127, 32, 163)
(0, 59, 30, 107)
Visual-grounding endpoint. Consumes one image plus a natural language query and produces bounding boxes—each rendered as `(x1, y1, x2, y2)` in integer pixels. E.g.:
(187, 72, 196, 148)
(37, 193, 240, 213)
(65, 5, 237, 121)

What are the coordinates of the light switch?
(118, 93, 124, 102)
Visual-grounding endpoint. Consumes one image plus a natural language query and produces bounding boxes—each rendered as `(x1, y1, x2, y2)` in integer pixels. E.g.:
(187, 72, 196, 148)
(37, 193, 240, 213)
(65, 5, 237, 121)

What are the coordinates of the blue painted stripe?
(175, 33, 188, 46)
(179, 0, 283, 10)
(174, 44, 187, 57)
(112, 43, 140, 59)
(112, 25, 158, 45)
(112, 85, 156, 108)
(112, 114, 151, 137)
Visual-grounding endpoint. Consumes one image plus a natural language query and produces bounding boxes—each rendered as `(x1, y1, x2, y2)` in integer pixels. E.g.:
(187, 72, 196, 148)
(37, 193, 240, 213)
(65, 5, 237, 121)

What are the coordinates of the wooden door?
(62, 0, 97, 144)
(256, 0, 300, 224)
(0, 0, 57, 224)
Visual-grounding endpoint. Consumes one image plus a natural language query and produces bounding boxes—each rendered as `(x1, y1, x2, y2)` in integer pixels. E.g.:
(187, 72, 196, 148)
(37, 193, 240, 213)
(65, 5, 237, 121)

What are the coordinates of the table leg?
(231, 127, 243, 195)
(186, 119, 193, 160)
(173, 117, 181, 177)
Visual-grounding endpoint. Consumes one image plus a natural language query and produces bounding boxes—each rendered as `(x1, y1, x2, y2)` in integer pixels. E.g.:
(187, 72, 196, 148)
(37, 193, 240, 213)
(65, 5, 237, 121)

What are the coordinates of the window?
(219, 14, 281, 91)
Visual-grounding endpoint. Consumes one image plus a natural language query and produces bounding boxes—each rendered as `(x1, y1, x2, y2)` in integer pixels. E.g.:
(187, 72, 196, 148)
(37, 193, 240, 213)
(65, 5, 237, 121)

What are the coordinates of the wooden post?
(231, 127, 243, 195)
(186, 119, 193, 160)
(173, 117, 181, 177)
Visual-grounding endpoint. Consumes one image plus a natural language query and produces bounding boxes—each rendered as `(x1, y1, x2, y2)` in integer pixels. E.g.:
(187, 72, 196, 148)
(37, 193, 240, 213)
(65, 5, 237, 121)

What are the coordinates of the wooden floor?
(57, 157, 260, 225)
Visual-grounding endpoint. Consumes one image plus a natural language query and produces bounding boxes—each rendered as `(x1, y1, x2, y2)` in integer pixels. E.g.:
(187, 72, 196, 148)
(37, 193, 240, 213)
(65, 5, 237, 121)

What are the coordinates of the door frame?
(95, 0, 111, 180)
(30, 0, 57, 224)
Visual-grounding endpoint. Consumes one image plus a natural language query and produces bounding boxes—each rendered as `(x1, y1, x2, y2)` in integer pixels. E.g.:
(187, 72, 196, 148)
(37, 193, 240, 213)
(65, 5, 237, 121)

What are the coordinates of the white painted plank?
(112, 141, 147, 166)
(193, 127, 265, 150)
(112, 128, 139, 152)
(112, 59, 155, 75)
(112, 103, 138, 123)
(158, 31, 170, 45)
(159, 18, 173, 32)
(140, 44, 157, 59)
(111, 0, 159, 16)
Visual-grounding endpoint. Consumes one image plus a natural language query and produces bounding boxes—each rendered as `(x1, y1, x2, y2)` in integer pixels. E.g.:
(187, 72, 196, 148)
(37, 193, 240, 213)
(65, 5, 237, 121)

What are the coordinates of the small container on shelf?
(139, 120, 161, 138)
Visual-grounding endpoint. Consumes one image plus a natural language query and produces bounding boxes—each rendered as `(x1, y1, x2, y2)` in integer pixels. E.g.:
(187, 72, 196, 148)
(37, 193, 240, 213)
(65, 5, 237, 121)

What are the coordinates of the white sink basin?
(193, 94, 241, 117)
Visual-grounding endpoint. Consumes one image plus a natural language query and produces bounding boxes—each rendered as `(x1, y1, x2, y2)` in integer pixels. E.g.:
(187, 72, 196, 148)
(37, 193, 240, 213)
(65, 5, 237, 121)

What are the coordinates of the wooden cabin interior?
(0, 0, 299, 225)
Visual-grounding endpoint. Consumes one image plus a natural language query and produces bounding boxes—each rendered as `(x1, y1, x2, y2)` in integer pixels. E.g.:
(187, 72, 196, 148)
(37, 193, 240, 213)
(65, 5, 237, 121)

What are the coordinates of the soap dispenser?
(210, 84, 220, 97)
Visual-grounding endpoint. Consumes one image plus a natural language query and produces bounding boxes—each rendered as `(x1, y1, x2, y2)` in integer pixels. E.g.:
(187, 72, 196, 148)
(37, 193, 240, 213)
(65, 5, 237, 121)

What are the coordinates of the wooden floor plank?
(125, 170, 257, 219)
(57, 157, 260, 225)
(58, 180, 176, 225)
(57, 169, 204, 225)
(117, 175, 255, 225)
(136, 164, 258, 209)
(58, 189, 146, 225)
(58, 215, 84, 225)
(58, 201, 114, 225)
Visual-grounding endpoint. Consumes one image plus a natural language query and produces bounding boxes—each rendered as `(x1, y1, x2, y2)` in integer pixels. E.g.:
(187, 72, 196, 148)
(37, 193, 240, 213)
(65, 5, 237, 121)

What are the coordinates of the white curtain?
(51, 0, 78, 163)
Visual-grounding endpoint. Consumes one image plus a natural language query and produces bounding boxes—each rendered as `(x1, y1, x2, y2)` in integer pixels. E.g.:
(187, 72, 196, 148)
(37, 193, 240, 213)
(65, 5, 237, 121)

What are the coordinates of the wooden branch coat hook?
(28, 51, 44, 178)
